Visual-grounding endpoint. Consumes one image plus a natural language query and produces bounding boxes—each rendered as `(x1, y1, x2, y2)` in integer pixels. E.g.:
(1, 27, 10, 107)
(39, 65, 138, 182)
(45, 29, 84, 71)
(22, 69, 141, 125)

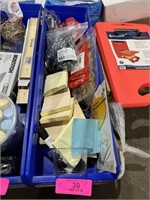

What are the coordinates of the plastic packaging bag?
(109, 102, 150, 179)
(1, 20, 25, 44)
(0, 0, 25, 47)
(92, 81, 117, 173)
(45, 9, 61, 31)
(71, 28, 98, 106)
(0, 0, 23, 22)
(45, 22, 88, 74)
(68, 41, 90, 88)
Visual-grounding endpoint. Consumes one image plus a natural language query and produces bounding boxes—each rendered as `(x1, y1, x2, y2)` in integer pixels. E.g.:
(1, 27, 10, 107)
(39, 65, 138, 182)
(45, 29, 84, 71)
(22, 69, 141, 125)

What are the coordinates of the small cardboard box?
(0, 52, 21, 96)
(102, 0, 150, 23)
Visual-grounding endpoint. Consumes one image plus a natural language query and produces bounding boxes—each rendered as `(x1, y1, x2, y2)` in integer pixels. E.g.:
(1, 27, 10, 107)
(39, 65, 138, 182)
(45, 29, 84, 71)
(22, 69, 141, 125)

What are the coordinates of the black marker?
(37, 126, 53, 149)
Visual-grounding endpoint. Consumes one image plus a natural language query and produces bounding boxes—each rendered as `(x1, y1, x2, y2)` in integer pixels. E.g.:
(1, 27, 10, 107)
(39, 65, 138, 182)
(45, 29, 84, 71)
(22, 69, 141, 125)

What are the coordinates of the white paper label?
(71, 52, 85, 74)
(57, 48, 77, 62)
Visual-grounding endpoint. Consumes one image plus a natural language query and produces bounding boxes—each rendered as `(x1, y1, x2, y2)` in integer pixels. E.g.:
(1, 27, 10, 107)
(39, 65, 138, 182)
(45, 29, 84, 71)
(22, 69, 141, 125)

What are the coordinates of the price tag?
(57, 48, 77, 62)
(55, 179, 92, 196)
(71, 52, 85, 74)
(0, 178, 9, 196)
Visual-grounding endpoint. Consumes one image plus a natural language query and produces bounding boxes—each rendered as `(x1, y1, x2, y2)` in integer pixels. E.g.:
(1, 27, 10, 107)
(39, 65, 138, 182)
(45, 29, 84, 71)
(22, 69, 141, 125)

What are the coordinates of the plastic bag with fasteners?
(45, 22, 88, 74)
(71, 27, 98, 109)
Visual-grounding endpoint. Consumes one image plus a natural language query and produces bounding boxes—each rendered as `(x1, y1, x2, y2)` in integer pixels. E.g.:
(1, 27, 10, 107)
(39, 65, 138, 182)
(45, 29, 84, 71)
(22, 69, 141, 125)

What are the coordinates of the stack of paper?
(41, 88, 71, 117)
(44, 70, 68, 97)
(39, 98, 85, 144)
(40, 98, 74, 124)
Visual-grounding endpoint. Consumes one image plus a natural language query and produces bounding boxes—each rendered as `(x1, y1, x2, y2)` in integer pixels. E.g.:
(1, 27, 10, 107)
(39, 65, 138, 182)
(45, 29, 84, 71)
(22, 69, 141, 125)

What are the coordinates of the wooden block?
(40, 98, 74, 124)
(44, 70, 68, 97)
(16, 88, 29, 104)
(41, 88, 71, 117)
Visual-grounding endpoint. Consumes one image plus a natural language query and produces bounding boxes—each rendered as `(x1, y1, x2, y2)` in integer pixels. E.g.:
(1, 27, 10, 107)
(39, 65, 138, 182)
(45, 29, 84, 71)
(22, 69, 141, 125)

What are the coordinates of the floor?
(3, 106, 150, 199)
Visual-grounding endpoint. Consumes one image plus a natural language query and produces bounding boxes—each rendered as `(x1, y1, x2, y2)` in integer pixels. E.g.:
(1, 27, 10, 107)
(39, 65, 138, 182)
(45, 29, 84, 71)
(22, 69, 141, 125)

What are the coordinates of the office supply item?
(40, 98, 74, 124)
(73, 99, 85, 118)
(37, 126, 73, 174)
(53, 118, 81, 167)
(41, 88, 71, 116)
(18, 18, 38, 80)
(95, 22, 150, 107)
(42, 123, 67, 143)
(37, 126, 53, 148)
(72, 119, 100, 155)
(0, 52, 22, 96)
(39, 99, 84, 144)
(53, 118, 100, 167)
(17, 17, 39, 105)
(44, 70, 68, 97)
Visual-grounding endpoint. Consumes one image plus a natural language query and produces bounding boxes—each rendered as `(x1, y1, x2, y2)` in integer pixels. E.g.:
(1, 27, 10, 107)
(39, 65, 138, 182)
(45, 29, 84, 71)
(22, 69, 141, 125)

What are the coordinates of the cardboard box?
(0, 52, 21, 96)
(102, 0, 150, 23)
(129, 17, 150, 25)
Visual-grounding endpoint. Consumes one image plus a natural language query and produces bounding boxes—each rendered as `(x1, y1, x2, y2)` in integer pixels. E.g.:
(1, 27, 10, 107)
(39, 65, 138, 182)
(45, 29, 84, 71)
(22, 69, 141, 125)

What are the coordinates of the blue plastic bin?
(25, 5, 120, 185)
(45, 0, 103, 26)
(0, 3, 42, 185)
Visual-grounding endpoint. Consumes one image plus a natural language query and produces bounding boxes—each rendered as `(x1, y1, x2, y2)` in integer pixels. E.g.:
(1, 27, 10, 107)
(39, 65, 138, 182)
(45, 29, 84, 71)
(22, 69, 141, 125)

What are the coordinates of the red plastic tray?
(95, 22, 150, 108)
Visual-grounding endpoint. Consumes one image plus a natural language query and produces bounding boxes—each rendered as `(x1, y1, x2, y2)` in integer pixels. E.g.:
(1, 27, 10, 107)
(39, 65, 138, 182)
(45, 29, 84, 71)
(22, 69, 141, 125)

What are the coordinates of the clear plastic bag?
(71, 28, 98, 107)
(0, 0, 23, 22)
(45, 9, 62, 31)
(109, 102, 150, 179)
(45, 22, 88, 74)
(1, 20, 25, 44)
(92, 81, 117, 174)
(0, 1, 25, 46)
